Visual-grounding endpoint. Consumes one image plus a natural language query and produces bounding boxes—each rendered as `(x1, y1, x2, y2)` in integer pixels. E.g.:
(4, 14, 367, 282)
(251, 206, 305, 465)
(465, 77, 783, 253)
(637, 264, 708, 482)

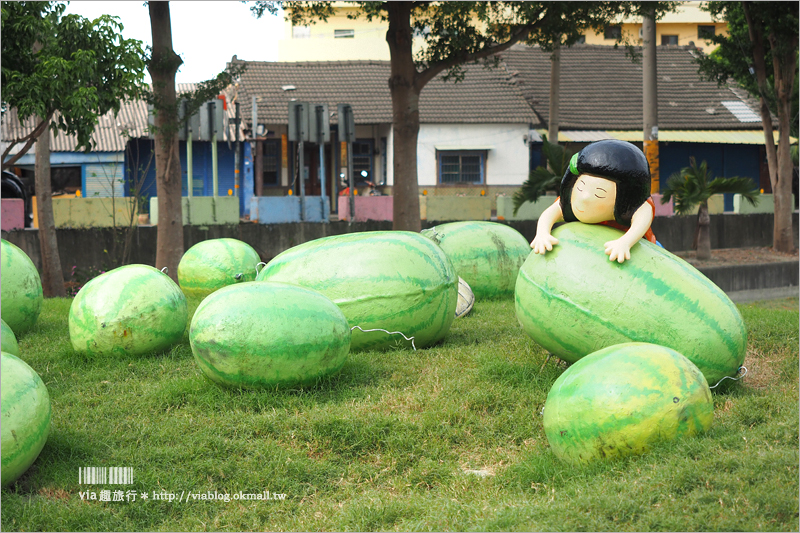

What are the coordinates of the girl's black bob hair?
(560, 139, 651, 226)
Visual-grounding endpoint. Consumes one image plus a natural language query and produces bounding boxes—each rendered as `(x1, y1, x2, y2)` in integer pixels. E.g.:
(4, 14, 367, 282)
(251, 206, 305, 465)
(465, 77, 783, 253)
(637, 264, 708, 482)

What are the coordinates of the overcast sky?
(63, 1, 284, 84)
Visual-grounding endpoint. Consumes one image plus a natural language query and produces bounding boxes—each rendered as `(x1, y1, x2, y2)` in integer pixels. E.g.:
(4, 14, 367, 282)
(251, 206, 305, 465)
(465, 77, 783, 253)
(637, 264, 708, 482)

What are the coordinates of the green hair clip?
(569, 153, 580, 175)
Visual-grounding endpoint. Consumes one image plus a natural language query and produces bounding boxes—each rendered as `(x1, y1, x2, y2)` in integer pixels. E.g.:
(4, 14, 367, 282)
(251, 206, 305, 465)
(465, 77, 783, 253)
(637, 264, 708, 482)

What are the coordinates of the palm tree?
(512, 134, 574, 215)
(661, 157, 760, 260)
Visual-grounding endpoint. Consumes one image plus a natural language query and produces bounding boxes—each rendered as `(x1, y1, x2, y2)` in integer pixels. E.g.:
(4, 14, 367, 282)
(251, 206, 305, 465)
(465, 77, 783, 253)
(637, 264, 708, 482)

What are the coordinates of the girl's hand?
(531, 233, 559, 255)
(604, 238, 632, 263)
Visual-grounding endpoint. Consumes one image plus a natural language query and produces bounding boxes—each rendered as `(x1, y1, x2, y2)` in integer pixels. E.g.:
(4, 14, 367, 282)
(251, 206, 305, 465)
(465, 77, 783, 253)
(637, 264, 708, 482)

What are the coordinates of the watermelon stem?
(709, 366, 747, 389)
(350, 326, 417, 351)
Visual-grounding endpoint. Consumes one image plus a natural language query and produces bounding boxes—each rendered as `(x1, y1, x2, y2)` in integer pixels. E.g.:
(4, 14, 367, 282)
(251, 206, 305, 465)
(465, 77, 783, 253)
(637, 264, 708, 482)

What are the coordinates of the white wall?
(414, 123, 529, 187)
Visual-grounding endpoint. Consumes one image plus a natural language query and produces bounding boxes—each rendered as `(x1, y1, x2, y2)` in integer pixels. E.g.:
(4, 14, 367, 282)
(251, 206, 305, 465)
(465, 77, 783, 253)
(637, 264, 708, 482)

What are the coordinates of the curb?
(697, 261, 798, 302)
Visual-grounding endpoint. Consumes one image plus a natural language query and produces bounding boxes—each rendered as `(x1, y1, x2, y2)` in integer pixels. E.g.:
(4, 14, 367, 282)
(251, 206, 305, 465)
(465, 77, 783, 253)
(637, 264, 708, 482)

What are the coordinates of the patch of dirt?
(673, 246, 799, 269)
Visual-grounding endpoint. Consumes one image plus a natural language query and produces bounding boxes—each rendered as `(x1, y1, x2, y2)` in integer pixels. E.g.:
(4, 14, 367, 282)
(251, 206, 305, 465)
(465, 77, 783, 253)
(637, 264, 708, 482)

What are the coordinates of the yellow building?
(277, 2, 726, 62)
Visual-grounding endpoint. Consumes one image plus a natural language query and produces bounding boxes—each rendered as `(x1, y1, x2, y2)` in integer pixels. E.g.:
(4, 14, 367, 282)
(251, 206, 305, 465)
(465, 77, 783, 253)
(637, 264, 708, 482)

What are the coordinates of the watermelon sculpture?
(515, 223, 746, 384)
(69, 264, 188, 357)
(422, 221, 530, 299)
(178, 238, 261, 299)
(256, 231, 458, 351)
(1, 239, 43, 336)
(543, 342, 714, 464)
(2, 351, 51, 487)
(2, 319, 20, 356)
(190, 282, 350, 389)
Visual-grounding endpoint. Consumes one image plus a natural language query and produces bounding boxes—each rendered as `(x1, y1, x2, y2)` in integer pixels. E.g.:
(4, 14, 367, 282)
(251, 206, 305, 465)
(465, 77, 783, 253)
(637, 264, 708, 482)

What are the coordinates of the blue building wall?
(127, 138, 250, 214)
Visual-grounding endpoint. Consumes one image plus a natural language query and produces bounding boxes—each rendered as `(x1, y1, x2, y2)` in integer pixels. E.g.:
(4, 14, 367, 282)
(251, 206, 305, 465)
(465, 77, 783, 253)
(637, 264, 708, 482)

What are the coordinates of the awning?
(544, 130, 797, 145)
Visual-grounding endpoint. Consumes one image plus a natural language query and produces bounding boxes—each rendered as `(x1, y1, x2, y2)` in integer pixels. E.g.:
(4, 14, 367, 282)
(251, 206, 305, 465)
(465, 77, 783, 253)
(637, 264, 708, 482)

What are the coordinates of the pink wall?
(651, 194, 674, 217)
(1, 199, 24, 230)
(338, 196, 393, 222)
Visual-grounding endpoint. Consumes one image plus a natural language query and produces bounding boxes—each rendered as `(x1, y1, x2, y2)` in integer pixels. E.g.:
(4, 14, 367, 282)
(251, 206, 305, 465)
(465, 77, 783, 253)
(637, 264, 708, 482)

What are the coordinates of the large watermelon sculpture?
(178, 238, 261, 299)
(69, 264, 188, 357)
(515, 223, 746, 384)
(421, 221, 531, 299)
(543, 342, 713, 464)
(256, 231, 458, 351)
(1, 239, 43, 336)
(1, 319, 20, 356)
(190, 282, 350, 389)
(2, 351, 51, 487)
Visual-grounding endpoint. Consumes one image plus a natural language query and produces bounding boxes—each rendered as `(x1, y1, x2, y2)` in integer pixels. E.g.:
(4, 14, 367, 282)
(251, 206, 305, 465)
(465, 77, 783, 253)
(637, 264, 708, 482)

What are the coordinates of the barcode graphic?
(78, 467, 133, 485)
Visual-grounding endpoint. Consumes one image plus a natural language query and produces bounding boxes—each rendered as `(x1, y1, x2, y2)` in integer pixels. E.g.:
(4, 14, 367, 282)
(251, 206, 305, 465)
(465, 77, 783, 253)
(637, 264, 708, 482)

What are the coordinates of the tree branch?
(415, 10, 546, 89)
(2, 113, 53, 170)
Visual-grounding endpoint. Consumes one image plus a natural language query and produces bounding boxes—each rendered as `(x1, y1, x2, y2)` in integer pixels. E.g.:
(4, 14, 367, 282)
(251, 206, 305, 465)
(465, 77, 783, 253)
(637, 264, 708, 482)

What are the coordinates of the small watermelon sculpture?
(2, 351, 51, 487)
(178, 238, 261, 299)
(190, 282, 350, 389)
(1, 239, 43, 336)
(2, 319, 20, 356)
(543, 342, 713, 464)
(515, 223, 746, 384)
(256, 231, 457, 351)
(69, 264, 188, 357)
(422, 221, 531, 299)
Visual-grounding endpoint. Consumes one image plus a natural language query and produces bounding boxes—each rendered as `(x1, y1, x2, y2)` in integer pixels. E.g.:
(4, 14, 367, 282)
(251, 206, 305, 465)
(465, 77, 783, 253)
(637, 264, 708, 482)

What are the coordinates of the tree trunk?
(696, 202, 711, 261)
(768, 30, 797, 253)
(386, 2, 422, 232)
(148, 2, 184, 280)
(742, 4, 779, 201)
(547, 36, 561, 158)
(34, 117, 66, 297)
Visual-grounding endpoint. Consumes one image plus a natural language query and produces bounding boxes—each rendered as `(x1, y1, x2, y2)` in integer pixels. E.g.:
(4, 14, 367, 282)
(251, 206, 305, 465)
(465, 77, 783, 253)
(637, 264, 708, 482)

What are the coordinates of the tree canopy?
(1, 1, 148, 168)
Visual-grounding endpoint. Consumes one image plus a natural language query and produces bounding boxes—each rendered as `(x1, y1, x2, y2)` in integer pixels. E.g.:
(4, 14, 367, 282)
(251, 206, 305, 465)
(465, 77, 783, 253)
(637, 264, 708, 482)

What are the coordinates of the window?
(292, 25, 310, 39)
(352, 140, 373, 181)
(438, 151, 485, 184)
(661, 34, 679, 46)
(263, 141, 280, 186)
(698, 25, 716, 39)
(334, 29, 355, 39)
(574, 35, 586, 45)
(52, 166, 82, 194)
(604, 25, 621, 40)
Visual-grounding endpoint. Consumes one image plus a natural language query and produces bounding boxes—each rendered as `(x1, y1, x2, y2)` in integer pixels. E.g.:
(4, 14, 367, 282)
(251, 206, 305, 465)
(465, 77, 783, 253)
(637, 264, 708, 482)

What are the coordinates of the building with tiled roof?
(230, 58, 537, 204)
(500, 43, 781, 196)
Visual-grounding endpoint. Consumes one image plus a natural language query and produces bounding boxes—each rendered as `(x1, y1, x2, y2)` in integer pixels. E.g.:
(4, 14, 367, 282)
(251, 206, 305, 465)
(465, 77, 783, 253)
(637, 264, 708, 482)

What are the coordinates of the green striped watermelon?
(256, 231, 458, 352)
(2, 351, 51, 486)
(178, 238, 261, 299)
(1, 319, 20, 356)
(515, 223, 746, 384)
(190, 282, 350, 389)
(543, 342, 713, 464)
(1, 239, 43, 336)
(422, 221, 531, 300)
(69, 264, 188, 357)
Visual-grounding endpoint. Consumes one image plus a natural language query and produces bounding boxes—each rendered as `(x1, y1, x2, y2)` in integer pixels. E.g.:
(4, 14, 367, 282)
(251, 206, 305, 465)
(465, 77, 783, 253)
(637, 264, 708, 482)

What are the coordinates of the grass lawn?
(2, 295, 798, 531)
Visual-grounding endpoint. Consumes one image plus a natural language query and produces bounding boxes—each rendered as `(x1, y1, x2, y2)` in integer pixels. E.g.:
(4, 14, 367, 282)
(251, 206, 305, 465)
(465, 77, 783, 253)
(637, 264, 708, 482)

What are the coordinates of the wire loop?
(709, 366, 748, 389)
(350, 325, 417, 351)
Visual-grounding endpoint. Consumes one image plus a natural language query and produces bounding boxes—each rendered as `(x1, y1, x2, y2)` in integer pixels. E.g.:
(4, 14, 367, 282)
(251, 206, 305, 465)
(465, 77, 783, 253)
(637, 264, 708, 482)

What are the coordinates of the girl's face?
(570, 174, 617, 224)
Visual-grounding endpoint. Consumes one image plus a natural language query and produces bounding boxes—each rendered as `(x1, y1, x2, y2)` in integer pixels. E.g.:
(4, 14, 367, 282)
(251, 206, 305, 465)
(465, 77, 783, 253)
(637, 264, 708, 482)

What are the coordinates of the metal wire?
(160, 267, 168, 274)
(709, 366, 748, 389)
(350, 325, 417, 351)
(255, 262, 267, 276)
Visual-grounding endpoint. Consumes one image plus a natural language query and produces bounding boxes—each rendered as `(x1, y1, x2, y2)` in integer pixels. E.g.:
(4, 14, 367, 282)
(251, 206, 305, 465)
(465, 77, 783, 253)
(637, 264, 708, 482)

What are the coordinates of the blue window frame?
(437, 150, 486, 184)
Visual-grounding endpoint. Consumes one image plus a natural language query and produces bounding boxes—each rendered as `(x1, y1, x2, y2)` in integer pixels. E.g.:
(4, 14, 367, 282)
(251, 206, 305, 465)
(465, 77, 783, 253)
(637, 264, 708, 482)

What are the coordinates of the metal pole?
(299, 139, 306, 221)
(318, 106, 327, 223)
(211, 102, 218, 198)
(234, 102, 240, 198)
(187, 130, 193, 198)
(347, 139, 355, 222)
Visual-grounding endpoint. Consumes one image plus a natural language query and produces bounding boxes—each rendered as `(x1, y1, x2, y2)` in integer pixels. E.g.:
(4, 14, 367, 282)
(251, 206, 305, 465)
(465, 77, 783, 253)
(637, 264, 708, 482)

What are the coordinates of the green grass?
(2, 296, 798, 531)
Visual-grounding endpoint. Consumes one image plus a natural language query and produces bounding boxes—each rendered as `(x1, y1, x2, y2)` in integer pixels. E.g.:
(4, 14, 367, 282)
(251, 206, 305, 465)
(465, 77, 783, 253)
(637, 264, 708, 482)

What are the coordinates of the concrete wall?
(4, 213, 797, 281)
(416, 124, 530, 187)
(149, 196, 240, 226)
(39, 197, 139, 228)
(337, 196, 392, 221)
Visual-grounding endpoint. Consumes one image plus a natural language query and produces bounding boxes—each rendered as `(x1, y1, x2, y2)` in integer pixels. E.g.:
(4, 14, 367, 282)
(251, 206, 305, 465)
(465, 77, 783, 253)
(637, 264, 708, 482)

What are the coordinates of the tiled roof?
(228, 59, 536, 127)
(500, 44, 767, 131)
(1, 84, 241, 154)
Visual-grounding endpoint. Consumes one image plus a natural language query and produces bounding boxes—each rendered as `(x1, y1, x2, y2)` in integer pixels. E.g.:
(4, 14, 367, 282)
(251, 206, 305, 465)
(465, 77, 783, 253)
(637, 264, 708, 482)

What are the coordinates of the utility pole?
(642, 5, 660, 194)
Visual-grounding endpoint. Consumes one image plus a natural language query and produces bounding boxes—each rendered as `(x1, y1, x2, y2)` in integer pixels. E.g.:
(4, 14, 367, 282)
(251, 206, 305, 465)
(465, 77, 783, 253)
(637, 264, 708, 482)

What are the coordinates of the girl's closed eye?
(595, 186, 607, 199)
(576, 180, 585, 191)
